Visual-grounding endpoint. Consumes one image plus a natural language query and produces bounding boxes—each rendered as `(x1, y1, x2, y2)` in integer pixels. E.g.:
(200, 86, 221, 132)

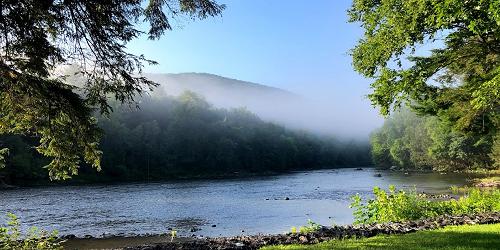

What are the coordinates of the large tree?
(349, 0, 500, 168)
(0, 0, 224, 180)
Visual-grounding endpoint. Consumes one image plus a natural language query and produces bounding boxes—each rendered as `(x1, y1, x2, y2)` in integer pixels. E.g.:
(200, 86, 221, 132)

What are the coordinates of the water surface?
(0, 168, 470, 237)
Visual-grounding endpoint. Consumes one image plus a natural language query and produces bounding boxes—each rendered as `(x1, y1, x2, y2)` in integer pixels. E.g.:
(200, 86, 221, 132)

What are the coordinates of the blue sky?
(127, 0, 384, 133)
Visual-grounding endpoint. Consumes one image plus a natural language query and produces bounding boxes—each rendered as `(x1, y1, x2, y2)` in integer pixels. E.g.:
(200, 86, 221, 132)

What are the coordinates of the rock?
(299, 235, 308, 243)
(62, 234, 76, 239)
(285, 197, 290, 200)
(123, 212, 500, 250)
(212, 224, 217, 227)
(190, 227, 201, 232)
(475, 180, 500, 188)
(265, 198, 270, 200)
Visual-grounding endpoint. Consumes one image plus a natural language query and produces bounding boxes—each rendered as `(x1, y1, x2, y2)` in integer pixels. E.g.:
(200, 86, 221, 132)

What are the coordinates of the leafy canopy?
(349, 0, 500, 134)
(370, 108, 495, 171)
(0, 0, 224, 180)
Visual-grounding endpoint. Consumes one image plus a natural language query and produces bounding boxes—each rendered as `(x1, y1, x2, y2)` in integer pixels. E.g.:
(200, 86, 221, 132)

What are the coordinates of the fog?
(56, 65, 382, 140)
(146, 72, 382, 140)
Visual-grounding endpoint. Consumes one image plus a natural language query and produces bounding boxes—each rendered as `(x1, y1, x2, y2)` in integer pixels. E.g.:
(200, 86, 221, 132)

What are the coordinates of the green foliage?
(96, 93, 370, 180)
(170, 230, 177, 242)
(350, 185, 500, 224)
(0, 213, 62, 250)
(0, 148, 8, 169)
(0, 0, 224, 180)
(290, 220, 322, 234)
(491, 132, 500, 168)
(349, 0, 500, 161)
(370, 108, 496, 171)
(349, 0, 500, 115)
(0, 92, 372, 184)
(299, 220, 322, 234)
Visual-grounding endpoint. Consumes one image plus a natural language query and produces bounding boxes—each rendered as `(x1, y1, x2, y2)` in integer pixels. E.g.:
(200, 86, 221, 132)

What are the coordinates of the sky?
(127, 0, 384, 136)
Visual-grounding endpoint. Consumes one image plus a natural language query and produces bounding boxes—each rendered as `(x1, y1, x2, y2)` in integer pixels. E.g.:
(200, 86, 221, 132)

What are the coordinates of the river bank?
(263, 223, 500, 250)
(61, 212, 500, 249)
(1, 169, 475, 239)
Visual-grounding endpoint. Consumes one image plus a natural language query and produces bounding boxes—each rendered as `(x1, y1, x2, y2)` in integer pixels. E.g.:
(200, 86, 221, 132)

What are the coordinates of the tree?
(349, 0, 499, 116)
(350, 0, 500, 170)
(370, 107, 496, 171)
(1, 92, 373, 184)
(0, 0, 224, 180)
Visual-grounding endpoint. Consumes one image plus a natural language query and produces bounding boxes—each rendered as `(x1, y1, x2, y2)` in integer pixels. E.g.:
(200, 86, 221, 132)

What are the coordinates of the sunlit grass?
(261, 223, 500, 250)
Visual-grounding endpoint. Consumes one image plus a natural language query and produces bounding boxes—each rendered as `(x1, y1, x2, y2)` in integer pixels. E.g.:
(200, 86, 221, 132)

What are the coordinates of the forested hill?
(0, 92, 371, 185)
(147, 73, 299, 106)
(146, 73, 306, 130)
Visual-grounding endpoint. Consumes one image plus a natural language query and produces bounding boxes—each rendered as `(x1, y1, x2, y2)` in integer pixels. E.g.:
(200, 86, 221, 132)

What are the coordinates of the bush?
(0, 213, 62, 250)
(299, 220, 322, 233)
(350, 185, 500, 224)
(290, 220, 322, 234)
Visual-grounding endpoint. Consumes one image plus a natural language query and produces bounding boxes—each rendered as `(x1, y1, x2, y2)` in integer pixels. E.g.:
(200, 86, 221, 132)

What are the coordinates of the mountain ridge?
(147, 72, 298, 97)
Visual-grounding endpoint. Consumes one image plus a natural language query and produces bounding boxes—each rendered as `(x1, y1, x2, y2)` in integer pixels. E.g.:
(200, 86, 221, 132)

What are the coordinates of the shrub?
(350, 185, 500, 224)
(299, 220, 322, 233)
(290, 220, 322, 234)
(0, 213, 62, 250)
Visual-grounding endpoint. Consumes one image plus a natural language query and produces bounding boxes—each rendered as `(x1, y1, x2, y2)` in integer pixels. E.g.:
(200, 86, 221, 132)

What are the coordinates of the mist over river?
(0, 168, 471, 238)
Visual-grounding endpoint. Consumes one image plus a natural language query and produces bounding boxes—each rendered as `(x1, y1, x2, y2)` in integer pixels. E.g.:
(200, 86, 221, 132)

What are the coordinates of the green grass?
(261, 223, 500, 250)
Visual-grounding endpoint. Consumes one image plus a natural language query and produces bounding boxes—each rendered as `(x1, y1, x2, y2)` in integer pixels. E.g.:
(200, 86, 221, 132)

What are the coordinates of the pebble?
(115, 213, 500, 250)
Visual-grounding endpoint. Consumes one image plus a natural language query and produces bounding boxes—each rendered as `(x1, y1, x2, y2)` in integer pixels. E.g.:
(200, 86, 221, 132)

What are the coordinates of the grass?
(261, 223, 500, 250)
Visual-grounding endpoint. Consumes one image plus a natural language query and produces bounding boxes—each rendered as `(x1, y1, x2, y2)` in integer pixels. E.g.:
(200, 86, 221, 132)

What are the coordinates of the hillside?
(146, 73, 304, 126)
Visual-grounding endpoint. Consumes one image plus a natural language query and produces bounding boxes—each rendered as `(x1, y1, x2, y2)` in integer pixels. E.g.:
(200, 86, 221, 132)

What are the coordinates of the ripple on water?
(0, 168, 469, 237)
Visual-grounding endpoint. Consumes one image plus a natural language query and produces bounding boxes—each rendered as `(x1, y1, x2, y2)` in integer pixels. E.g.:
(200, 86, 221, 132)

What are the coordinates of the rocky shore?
(125, 212, 500, 250)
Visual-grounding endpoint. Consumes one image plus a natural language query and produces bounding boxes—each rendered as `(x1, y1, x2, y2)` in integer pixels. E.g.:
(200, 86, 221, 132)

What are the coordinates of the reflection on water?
(0, 168, 470, 237)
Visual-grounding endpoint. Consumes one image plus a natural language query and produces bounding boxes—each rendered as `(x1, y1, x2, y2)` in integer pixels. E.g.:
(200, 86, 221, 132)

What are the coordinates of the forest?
(370, 108, 499, 172)
(0, 91, 371, 185)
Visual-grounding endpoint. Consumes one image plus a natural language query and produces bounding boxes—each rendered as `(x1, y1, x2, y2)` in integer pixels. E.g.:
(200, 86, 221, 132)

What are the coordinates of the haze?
(127, 0, 383, 139)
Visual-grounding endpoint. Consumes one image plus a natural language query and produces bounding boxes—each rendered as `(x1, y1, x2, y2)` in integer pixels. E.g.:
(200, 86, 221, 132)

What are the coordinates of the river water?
(0, 168, 470, 238)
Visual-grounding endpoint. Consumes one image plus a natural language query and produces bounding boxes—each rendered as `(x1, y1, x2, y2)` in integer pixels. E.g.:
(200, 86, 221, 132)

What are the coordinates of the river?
(0, 168, 471, 238)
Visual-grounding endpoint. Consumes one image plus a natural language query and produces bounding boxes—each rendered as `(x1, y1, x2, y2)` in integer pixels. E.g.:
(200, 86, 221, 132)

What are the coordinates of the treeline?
(0, 92, 371, 185)
(370, 108, 499, 171)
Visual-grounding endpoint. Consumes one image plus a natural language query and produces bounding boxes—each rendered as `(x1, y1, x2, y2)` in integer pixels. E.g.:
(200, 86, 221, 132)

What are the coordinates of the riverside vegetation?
(0, 213, 62, 250)
(370, 108, 499, 172)
(261, 223, 500, 250)
(260, 187, 500, 250)
(350, 186, 500, 224)
(0, 92, 370, 185)
(1, 186, 498, 249)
